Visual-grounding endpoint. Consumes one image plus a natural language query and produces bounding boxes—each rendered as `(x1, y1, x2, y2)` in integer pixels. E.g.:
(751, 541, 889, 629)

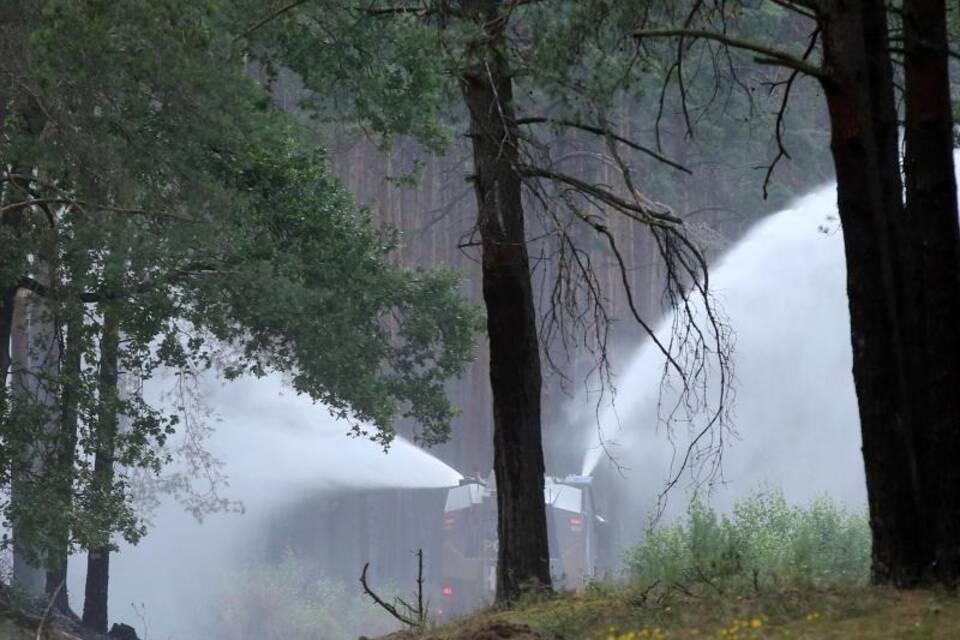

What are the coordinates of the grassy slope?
(428, 586, 960, 640)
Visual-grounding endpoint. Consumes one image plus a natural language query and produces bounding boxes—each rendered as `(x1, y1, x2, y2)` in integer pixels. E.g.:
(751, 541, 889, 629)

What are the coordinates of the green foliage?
(251, 0, 831, 240)
(0, 0, 481, 567)
(208, 550, 399, 640)
(258, 5, 458, 150)
(625, 490, 871, 592)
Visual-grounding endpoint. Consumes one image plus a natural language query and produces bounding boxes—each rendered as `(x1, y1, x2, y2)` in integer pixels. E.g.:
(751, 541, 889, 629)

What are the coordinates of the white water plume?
(192, 374, 464, 493)
(67, 372, 462, 639)
(581, 183, 867, 512)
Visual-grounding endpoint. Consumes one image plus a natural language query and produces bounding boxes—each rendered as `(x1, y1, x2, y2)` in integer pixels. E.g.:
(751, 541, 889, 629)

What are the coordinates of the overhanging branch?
(633, 28, 825, 79)
(0, 198, 196, 222)
(17, 262, 225, 304)
(518, 164, 683, 225)
(514, 117, 692, 174)
(239, 0, 315, 39)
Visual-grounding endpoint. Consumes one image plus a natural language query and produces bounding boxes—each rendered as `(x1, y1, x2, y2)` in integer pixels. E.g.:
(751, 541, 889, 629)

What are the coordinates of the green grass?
(416, 492, 958, 640)
(424, 585, 960, 640)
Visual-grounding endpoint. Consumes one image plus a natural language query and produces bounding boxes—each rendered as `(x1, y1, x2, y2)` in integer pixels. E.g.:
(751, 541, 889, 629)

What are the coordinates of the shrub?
(624, 489, 870, 592)
(207, 549, 400, 640)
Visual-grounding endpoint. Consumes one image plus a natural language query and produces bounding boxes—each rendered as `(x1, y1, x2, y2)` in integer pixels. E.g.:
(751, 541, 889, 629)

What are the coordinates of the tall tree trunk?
(83, 310, 120, 633)
(3, 74, 53, 598)
(45, 313, 83, 615)
(818, 0, 917, 586)
(1, 174, 30, 411)
(9, 294, 47, 598)
(459, 0, 552, 603)
(818, 0, 960, 586)
(901, 0, 960, 585)
(0, 253, 20, 417)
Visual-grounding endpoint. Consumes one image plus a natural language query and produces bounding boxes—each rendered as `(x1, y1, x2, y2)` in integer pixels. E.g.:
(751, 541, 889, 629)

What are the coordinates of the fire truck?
(436, 473, 608, 617)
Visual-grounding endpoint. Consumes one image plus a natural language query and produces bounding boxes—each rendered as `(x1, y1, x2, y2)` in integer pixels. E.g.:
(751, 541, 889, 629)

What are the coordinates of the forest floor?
(403, 585, 960, 640)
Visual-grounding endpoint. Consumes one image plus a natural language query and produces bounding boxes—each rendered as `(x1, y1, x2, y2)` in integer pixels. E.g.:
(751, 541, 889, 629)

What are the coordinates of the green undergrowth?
(625, 490, 872, 591)
(422, 492, 958, 639)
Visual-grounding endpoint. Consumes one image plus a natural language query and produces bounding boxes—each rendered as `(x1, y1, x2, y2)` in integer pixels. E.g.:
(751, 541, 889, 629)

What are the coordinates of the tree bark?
(818, 0, 960, 587)
(458, 0, 552, 603)
(818, 0, 917, 586)
(45, 314, 83, 615)
(9, 294, 47, 598)
(1, 175, 30, 408)
(83, 310, 120, 633)
(901, 0, 960, 585)
(0, 264, 20, 417)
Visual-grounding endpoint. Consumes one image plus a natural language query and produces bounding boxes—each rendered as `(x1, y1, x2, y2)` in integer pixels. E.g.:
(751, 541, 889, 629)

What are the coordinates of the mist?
(580, 183, 866, 532)
(55, 170, 960, 635)
(61, 183, 865, 638)
(65, 373, 461, 640)
(78, 181, 864, 638)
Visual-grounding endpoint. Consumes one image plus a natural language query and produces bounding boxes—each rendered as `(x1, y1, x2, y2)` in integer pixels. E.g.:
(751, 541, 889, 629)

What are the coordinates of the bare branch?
(634, 28, 825, 78)
(514, 117, 692, 174)
(359, 553, 426, 629)
(0, 197, 196, 222)
(239, 0, 314, 39)
(759, 27, 821, 197)
(765, 0, 818, 21)
(360, 3, 434, 17)
(17, 261, 225, 304)
(519, 165, 683, 224)
(35, 578, 64, 640)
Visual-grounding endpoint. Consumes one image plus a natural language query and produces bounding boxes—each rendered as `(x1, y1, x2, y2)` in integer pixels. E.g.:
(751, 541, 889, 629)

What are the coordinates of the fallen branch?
(360, 549, 427, 629)
(36, 579, 64, 640)
(629, 579, 661, 606)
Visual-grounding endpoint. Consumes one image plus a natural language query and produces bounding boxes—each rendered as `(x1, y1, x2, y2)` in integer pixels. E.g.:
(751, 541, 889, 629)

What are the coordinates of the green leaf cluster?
(0, 0, 480, 562)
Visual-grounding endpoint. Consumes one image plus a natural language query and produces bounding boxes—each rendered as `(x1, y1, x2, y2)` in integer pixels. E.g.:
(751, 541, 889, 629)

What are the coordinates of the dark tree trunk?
(459, 0, 552, 603)
(45, 315, 83, 615)
(3, 90, 51, 594)
(0, 276, 18, 402)
(83, 311, 120, 632)
(819, 0, 918, 586)
(1, 176, 29, 406)
(818, 0, 960, 587)
(83, 549, 110, 633)
(9, 293, 46, 597)
(901, 0, 960, 584)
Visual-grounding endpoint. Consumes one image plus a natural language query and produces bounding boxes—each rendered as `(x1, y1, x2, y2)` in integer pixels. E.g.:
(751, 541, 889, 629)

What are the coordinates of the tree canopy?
(0, 0, 480, 578)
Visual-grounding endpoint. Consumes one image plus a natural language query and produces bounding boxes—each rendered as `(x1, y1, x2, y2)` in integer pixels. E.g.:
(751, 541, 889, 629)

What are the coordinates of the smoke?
(66, 372, 462, 639)
(581, 183, 866, 523)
